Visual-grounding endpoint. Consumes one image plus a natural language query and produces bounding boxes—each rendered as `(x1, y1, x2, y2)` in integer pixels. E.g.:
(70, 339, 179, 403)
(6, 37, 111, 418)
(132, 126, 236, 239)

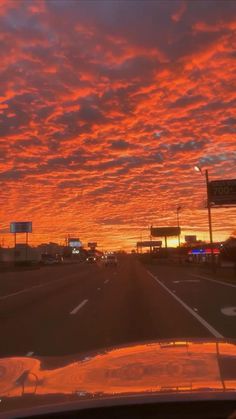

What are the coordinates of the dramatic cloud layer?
(0, 0, 236, 248)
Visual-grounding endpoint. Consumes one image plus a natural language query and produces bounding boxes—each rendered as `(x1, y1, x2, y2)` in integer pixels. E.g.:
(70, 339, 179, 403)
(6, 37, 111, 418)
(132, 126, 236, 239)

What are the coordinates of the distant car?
(105, 254, 118, 267)
(41, 254, 59, 265)
(86, 256, 96, 263)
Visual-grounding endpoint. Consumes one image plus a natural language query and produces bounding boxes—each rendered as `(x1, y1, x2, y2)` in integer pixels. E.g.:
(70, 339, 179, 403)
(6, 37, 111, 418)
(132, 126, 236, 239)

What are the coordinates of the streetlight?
(176, 206, 181, 247)
(194, 165, 215, 272)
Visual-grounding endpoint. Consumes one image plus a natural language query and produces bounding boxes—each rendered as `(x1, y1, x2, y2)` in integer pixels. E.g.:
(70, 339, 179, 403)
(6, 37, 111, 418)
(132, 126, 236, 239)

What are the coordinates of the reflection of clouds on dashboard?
(0, 0, 236, 248)
(1, 341, 236, 399)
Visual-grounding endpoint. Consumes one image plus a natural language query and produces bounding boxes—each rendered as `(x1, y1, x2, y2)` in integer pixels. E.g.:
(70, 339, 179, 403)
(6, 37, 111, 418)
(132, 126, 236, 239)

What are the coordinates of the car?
(105, 254, 118, 267)
(86, 256, 96, 263)
(41, 254, 59, 265)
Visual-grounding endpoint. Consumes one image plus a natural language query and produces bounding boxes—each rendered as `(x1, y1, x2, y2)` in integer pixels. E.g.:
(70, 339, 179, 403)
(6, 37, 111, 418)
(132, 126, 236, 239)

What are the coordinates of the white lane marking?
(147, 270, 223, 339)
(0, 272, 80, 301)
(221, 307, 236, 316)
(97, 287, 101, 291)
(104, 280, 109, 284)
(173, 280, 200, 284)
(26, 351, 34, 357)
(70, 299, 88, 315)
(190, 274, 236, 289)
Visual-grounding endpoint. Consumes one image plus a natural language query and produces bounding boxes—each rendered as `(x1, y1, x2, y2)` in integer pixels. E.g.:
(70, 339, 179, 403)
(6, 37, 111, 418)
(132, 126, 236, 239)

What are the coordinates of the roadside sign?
(10, 222, 32, 233)
(208, 179, 236, 205)
(151, 227, 181, 237)
(68, 238, 82, 247)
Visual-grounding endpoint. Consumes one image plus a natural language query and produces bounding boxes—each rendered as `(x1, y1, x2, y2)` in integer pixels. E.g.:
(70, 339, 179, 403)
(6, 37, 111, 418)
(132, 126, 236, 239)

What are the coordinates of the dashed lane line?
(147, 270, 223, 339)
(190, 273, 236, 289)
(70, 299, 88, 315)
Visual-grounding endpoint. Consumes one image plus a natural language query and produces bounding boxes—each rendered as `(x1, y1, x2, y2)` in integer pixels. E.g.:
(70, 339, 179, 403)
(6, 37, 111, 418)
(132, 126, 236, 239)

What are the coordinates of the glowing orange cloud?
(0, 0, 235, 249)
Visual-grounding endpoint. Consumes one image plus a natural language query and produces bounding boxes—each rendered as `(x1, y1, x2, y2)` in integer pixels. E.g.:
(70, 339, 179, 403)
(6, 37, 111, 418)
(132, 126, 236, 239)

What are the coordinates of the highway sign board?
(10, 222, 32, 233)
(151, 227, 181, 237)
(208, 179, 236, 205)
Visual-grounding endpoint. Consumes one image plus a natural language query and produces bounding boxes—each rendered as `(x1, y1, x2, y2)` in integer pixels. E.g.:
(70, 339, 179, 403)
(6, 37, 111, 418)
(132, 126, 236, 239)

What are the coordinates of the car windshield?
(0, 0, 236, 415)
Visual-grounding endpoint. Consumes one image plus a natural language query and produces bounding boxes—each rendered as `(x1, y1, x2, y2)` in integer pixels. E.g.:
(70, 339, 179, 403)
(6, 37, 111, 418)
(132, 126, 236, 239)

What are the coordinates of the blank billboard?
(10, 222, 32, 233)
(151, 227, 181, 237)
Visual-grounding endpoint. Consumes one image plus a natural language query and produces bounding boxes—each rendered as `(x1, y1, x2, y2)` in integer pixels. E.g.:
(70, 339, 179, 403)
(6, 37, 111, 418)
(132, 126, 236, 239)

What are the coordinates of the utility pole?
(176, 206, 181, 247)
(205, 169, 215, 273)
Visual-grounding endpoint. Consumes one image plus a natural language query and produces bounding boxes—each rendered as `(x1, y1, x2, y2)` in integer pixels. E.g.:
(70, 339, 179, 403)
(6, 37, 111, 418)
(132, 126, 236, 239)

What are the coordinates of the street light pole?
(195, 166, 215, 272)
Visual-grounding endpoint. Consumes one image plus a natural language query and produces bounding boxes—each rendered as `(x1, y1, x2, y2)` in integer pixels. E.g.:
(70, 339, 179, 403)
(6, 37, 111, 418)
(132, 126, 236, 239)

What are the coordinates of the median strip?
(70, 299, 88, 315)
(147, 270, 223, 339)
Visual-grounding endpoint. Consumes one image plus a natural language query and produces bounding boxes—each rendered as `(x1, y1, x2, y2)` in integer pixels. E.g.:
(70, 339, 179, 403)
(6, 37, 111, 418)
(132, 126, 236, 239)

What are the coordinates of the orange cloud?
(0, 0, 235, 249)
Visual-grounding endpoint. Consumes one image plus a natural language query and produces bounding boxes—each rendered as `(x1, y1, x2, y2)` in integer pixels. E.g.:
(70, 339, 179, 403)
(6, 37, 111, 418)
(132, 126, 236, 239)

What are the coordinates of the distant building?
(37, 242, 63, 256)
(0, 244, 40, 263)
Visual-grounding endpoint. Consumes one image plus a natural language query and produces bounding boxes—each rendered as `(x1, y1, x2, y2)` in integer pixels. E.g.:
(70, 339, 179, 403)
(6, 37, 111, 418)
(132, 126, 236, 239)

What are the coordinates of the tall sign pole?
(176, 206, 181, 247)
(205, 170, 215, 272)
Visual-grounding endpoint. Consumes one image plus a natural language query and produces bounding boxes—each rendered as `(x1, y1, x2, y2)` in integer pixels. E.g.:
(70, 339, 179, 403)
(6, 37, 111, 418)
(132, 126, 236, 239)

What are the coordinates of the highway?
(0, 256, 236, 358)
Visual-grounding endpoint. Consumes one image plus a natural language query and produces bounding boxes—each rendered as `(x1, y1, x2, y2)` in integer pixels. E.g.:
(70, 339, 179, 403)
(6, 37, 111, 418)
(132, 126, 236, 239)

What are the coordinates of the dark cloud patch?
(194, 99, 236, 113)
(169, 95, 205, 108)
(199, 152, 236, 166)
(110, 139, 132, 150)
(0, 169, 24, 181)
(0, 95, 32, 137)
(88, 152, 163, 174)
(215, 126, 236, 135)
(104, 55, 159, 81)
(222, 117, 236, 126)
(168, 139, 207, 154)
(58, 180, 82, 189)
(55, 105, 106, 129)
(78, 105, 106, 124)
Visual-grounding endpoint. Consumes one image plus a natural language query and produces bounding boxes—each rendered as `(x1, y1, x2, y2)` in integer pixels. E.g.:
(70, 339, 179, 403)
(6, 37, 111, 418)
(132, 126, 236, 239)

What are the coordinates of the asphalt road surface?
(0, 256, 236, 358)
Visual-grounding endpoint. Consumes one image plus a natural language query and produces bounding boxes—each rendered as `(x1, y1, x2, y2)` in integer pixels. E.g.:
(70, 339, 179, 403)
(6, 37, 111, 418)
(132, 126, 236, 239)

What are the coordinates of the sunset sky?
(0, 0, 236, 250)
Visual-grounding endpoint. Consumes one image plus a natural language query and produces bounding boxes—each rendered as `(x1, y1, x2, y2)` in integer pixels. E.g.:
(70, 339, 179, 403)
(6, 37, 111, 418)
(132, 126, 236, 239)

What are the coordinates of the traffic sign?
(208, 179, 236, 205)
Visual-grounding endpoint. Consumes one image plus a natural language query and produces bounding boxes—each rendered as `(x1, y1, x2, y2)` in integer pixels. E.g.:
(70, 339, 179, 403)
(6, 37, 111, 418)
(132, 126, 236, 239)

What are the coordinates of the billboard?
(151, 227, 181, 237)
(208, 179, 236, 205)
(10, 222, 32, 233)
(68, 238, 82, 248)
(137, 241, 162, 247)
(185, 235, 197, 244)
